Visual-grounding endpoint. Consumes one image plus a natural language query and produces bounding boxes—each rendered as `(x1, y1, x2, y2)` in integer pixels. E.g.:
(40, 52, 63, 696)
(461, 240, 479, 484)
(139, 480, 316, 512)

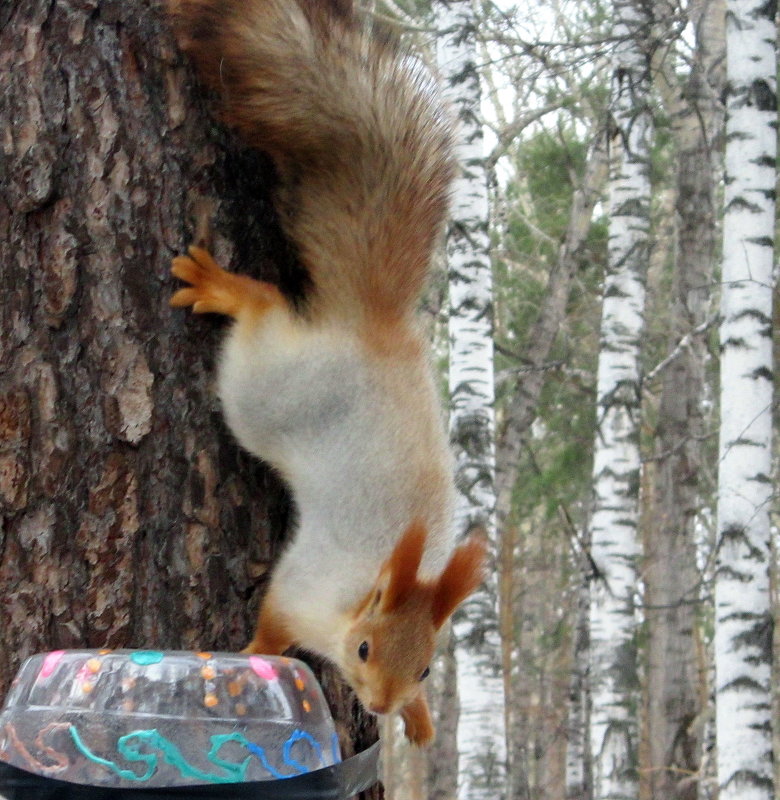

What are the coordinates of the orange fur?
(400, 692, 435, 746)
(243, 589, 295, 656)
(432, 534, 488, 629)
(342, 528, 486, 744)
(380, 522, 426, 612)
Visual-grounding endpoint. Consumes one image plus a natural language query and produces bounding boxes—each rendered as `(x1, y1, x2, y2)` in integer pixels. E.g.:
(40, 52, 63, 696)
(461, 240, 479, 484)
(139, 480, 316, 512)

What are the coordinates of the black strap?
(0, 741, 380, 799)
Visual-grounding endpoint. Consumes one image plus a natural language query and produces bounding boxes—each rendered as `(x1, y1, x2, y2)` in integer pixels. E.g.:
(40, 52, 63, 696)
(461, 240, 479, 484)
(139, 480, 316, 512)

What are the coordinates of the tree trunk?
(644, 3, 724, 798)
(714, 0, 776, 796)
(588, 2, 653, 796)
(566, 551, 593, 800)
(434, 1, 506, 797)
(0, 1, 379, 795)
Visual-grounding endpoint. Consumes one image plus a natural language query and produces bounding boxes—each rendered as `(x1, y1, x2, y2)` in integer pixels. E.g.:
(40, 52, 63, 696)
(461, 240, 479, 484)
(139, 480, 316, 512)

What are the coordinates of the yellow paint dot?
(302, 699, 311, 713)
(87, 659, 102, 674)
(204, 693, 219, 708)
(82, 682, 94, 694)
(227, 681, 242, 697)
(201, 666, 217, 681)
(295, 677, 305, 691)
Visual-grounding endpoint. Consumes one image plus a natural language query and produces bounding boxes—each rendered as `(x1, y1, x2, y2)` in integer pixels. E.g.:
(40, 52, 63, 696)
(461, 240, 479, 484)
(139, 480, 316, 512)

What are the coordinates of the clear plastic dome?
(0, 650, 341, 787)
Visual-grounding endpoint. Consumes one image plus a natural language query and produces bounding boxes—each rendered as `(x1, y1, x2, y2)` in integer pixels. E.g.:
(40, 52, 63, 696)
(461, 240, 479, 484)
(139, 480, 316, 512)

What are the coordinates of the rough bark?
(0, 1, 379, 795)
(644, 3, 724, 798)
(587, 2, 653, 796)
(434, 1, 506, 797)
(714, 0, 776, 796)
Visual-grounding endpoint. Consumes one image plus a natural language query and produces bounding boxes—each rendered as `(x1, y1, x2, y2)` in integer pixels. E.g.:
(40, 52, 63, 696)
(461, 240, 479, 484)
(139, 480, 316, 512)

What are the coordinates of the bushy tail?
(169, 0, 455, 325)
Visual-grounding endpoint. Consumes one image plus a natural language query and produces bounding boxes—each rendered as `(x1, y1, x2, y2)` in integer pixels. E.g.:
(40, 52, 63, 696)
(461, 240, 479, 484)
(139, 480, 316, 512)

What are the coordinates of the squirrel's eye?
(420, 666, 430, 681)
(358, 641, 369, 662)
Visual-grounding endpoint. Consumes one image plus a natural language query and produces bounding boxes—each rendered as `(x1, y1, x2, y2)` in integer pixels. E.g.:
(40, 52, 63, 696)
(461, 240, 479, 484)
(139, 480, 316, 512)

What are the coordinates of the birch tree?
(714, 0, 776, 795)
(434, 0, 506, 796)
(588, 1, 653, 795)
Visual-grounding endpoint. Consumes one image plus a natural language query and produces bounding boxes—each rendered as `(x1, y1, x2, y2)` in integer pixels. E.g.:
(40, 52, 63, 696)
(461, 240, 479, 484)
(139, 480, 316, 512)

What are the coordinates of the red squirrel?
(167, 0, 486, 745)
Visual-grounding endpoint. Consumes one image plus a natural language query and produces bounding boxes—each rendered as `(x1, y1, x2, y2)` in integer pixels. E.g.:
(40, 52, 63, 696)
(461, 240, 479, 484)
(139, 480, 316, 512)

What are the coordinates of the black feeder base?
(0, 741, 380, 800)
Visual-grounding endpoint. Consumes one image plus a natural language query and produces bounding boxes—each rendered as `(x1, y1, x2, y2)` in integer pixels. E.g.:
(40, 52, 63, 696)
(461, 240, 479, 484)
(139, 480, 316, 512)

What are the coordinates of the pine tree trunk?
(434, 1, 506, 797)
(714, 0, 776, 796)
(588, 2, 652, 796)
(0, 1, 379, 795)
(644, 4, 724, 798)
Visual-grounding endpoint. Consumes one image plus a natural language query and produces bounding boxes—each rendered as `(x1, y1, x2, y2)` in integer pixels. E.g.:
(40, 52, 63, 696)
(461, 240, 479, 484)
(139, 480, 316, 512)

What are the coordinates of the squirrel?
(167, 0, 486, 745)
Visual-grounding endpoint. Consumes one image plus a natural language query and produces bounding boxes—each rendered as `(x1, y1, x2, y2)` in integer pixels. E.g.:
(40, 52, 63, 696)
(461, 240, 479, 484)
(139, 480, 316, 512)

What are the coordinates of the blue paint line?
(282, 730, 323, 774)
(331, 731, 342, 764)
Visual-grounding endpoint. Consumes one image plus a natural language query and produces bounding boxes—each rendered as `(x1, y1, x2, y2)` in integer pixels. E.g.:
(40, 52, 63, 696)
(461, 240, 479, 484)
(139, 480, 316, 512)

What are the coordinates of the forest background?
(0, 0, 777, 800)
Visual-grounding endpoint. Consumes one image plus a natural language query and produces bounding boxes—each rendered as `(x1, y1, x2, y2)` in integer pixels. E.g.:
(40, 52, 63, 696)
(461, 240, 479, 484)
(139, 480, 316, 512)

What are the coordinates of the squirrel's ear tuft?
(381, 521, 427, 612)
(431, 533, 487, 629)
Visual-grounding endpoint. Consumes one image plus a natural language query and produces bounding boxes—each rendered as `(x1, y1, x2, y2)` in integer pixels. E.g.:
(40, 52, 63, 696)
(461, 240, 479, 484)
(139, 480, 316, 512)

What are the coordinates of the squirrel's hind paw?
(170, 246, 233, 315)
(170, 245, 284, 319)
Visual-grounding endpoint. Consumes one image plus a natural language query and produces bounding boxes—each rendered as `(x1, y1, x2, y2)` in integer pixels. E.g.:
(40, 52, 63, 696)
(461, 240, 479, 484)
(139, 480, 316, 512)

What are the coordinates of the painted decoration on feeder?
(0, 650, 341, 786)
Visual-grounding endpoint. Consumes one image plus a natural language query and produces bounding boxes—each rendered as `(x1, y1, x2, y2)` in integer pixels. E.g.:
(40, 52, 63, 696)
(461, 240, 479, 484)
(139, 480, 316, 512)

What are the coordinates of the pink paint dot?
(39, 650, 65, 679)
(249, 656, 278, 681)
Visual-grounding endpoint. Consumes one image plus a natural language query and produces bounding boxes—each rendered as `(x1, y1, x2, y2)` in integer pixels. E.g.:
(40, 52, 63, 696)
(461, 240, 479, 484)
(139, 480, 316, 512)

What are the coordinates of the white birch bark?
(588, 2, 652, 797)
(435, 1, 506, 797)
(714, 0, 776, 796)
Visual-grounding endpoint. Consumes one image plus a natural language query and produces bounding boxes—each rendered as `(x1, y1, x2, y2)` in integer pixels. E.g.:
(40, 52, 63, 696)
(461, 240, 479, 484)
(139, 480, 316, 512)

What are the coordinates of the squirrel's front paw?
(400, 694, 435, 747)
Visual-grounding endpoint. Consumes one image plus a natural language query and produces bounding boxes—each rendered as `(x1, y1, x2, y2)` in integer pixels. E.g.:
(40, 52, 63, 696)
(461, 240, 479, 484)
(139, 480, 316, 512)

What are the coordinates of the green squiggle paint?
(68, 726, 241, 784)
(69, 726, 155, 782)
(119, 730, 241, 784)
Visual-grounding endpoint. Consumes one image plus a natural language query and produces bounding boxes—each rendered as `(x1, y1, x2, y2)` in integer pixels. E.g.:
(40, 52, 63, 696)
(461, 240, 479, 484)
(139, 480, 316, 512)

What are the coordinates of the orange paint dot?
(201, 666, 217, 681)
(87, 659, 102, 674)
(235, 703, 247, 716)
(99, 649, 112, 655)
(197, 652, 212, 660)
(122, 700, 136, 712)
(81, 682, 94, 694)
(227, 681, 242, 697)
(302, 699, 311, 713)
(204, 693, 219, 708)
(295, 677, 305, 691)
